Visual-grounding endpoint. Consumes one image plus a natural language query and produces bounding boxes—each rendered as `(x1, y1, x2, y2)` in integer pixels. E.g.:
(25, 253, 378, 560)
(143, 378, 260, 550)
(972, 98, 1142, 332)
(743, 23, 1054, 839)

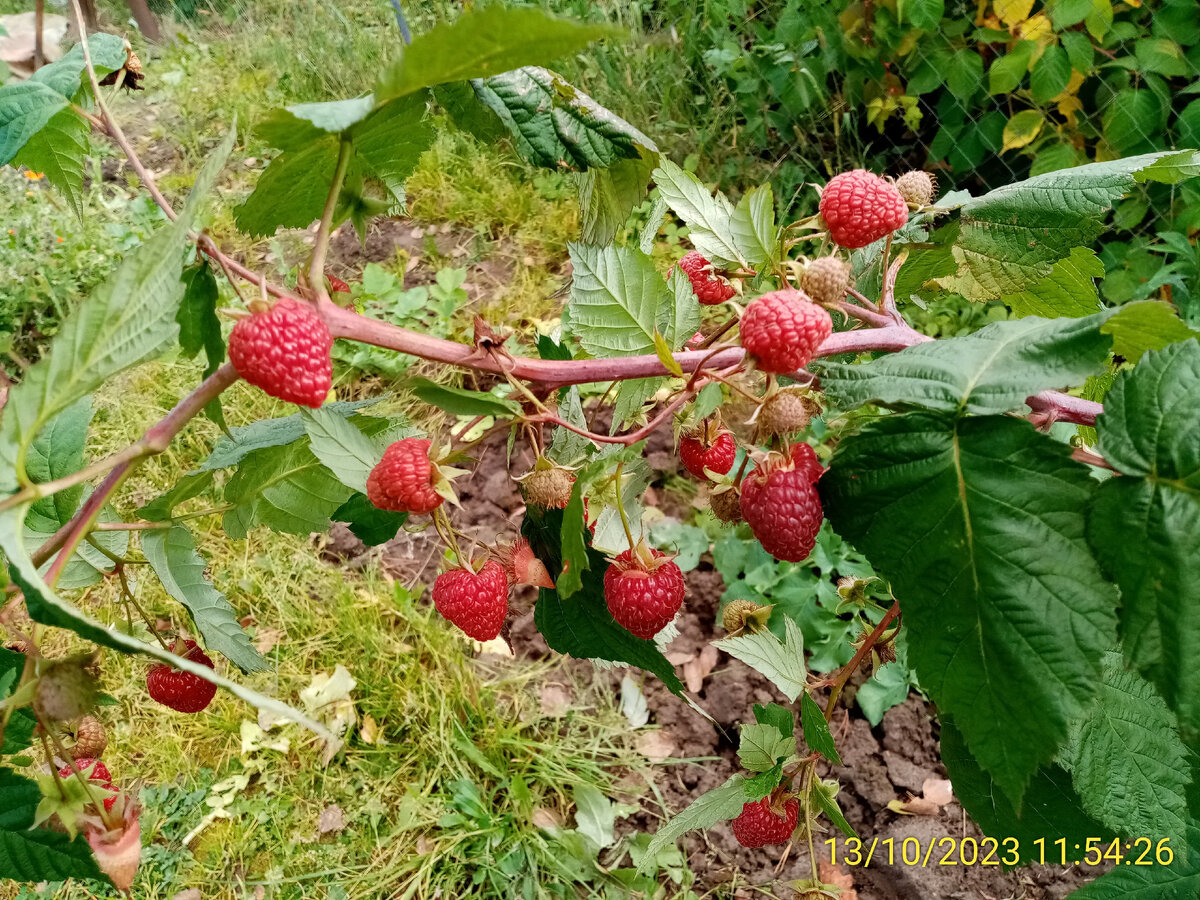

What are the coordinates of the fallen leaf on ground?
(888, 796, 941, 816)
(173, 890, 201, 900)
(317, 805, 346, 834)
(531, 806, 563, 829)
(539, 683, 572, 717)
(253, 627, 283, 654)
(635, 730, 676, 762)
(359, 715, 379, 745)
(818, 861, 857, 900)
(921, 777, 953, 806)
(682, 644, 719, 692)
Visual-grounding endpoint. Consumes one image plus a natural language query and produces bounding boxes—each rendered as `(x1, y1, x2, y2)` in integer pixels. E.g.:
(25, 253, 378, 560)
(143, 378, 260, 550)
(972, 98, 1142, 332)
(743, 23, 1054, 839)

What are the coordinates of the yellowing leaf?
(1057, 94, 1084, 128)
(1056, 69, 1086, 101)
(1002, 109, 1045, 151)
(994, 0, 1035, 26)
(1018, 13, 1055, 50)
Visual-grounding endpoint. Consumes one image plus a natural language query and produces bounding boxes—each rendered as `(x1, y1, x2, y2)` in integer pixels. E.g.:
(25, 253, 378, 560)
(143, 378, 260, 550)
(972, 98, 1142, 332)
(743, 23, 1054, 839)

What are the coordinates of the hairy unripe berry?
(65, 715, 108, 761)
(519, 463, 576, 509)
(604, 547, 686, 639)
(740, 455, 824, 563)
(895, 170, 938, 207)
(722, 598, 764, 633)
(708, 484, 743, 524)
(800, 256, 851, 307)
(677, 251, 736, 305)
(819, 170, 909, 249)
(740, 290, 832, 374)
(433, 560, 509, 641)
(731, 797, 800, 848)
(679, 429, 737, 479)
(34, 658, 96, 723)
(228, 298, 333, 408)
(146, 640, 217, 713)
(758, 388, 819, 438)
(367, 438, 444, 514)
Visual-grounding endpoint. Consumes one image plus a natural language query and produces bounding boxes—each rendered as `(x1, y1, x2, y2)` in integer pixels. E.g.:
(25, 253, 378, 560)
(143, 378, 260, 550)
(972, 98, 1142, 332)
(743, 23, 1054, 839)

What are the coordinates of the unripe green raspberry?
(895, 170, 937, 207)
(519, 463, 576, 510)
(758, 387, 821, 438)
(800, 256, 851, 307)
(722, 599, 765, 634)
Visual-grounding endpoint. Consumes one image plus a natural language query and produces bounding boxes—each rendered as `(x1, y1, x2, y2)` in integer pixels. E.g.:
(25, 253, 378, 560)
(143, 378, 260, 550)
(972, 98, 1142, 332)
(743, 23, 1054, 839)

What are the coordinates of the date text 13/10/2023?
(825, 836, 1175, 868)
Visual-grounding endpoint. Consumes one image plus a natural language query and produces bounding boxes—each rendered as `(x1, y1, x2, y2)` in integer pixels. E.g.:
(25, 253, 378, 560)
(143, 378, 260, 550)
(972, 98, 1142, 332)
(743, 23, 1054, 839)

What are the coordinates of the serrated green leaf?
(813, 779, 856, 839)
(713, 619, 807, 702)
(800, 693, 842, 765)
(1030, 45, 1071, 103)
(753, 701, 794, 738)
(351, 93, 435, 194)
(0, 768, 103, 883)
(567, 242, 673, 357)
(817, 310, 1114, 415)
(989, 42, 1034, 94)
(331, 492, 407, 546)
(1071, 827, 1200, 898)
(222, 440, 354, 539)
(1088, 340, 1200, 745)
(610, 377, 663, 433)
(856, 662, 913, 726)
(177, 262, 225, 390)
(742, 763, 785, 801)
(433, 81, 507, 143)
(376, 7, 618, 103)
(475, 67, 656, 172)
(28, 33, 127, 98)
(822, 413, 1117, 806)
(556, 477, 589, 599)
(234, 135, 341, 238)
(636, 775, 748, 875)
(728, 183, 778, 270)
(142, 524, 268, 673)
(738, 723, 795, 772)
(301, 407, 382, 494)
(937, 151, 1200, 301)
(0, 124, 236, 494)
(0, 81, 66, 165)
(579, 149, 658, 245)
(1104, 90, 1166, 156)
(0, 648, 36, 755)
(662, 267, 700, 350)
(547, 386, 590, 464)
(1064, 652, 1190, 843)
(408, 377, 520, 418)
(13, 108, 89, 221)
(1101, 301, 1200, 363)
(136, 471, 215, 522)
(940, 717, 1111, 865)
(652, 159, 744, 267)
(1003, 247, 1103, 318)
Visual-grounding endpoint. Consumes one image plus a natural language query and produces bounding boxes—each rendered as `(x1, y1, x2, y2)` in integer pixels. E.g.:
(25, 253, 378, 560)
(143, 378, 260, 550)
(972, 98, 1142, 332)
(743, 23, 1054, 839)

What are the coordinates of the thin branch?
(308, 139, 353, 302)
(1026, 390, 1103, 427)
(834, 299, 892, 329)
(824, 600, 901, 722)
(881, 253, 905, 324)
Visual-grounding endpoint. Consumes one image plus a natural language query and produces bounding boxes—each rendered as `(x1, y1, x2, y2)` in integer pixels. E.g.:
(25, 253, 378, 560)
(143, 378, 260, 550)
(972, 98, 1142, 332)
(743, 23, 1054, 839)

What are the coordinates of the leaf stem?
(614, 461, 635, 552)
(308, 138, 354, 301)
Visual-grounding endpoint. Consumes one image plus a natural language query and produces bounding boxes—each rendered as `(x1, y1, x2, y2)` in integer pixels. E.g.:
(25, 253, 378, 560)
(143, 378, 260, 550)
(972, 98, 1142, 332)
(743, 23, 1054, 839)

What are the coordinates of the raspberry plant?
(0, 5, 1199, 895)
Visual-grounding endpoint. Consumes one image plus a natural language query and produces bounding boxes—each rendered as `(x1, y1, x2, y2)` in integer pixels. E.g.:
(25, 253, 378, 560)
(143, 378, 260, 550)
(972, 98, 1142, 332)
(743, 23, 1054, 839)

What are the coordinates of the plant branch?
(824, 600, 901, 723)
(308, 139, 353, 302)
(1025, 390, 1103, 427)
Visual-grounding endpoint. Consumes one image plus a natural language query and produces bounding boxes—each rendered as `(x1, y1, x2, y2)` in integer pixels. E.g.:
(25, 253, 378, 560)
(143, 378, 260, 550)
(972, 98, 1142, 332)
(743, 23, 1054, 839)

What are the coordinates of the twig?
(824, 600, 901, 723)
(308, 139, 353, 304)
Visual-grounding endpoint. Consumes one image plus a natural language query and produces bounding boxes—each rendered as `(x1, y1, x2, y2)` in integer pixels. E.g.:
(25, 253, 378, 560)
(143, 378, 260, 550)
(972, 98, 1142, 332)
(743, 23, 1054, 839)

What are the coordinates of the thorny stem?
(308, 139, 354, 301)
(824, 600, 902, 723)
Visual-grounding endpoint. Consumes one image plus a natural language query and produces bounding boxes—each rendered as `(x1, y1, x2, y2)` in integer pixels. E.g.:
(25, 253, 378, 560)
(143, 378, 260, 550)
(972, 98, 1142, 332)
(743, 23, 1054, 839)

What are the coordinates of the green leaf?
(940, 717, 1111, 865)
(0, 124, 236, 494)
(1071, 827, 1200, 898)
(900, 0, 944, 30)
(1003, 247, 1103, 318)
(737, 723, 796, 772)
(579, 149, 659, 246)
(0, 648, 36, 755)
(753, 701, 794, 738)
(574, 783, 619, 850)
(727, 183, 779, 271)
(556, 477, 589, 599)
(855, 662, 912, 726)
(1064, 652, 1190, 843)
(1030, 45, 1071, 103)
(662, 268, 700, 351)
(1104, 90, 1166, 155)
(812, 779, 856, 839)
(25, 396, 93, 530)
(521, 505, 685, 696)
(636, 775, 748, 875)
(800, 693, 842, 765)
(301, 407, 382, 494)
(1062, 31, 1095, 73)
(350, 93, 435, 194)
(331, 492, 407, 546)
(376, 7, 618, 103)
(712, 619, 807, 702)
(817, 310, 1114, 415)
(1134, 37, 1191, 78)
(142, 524, 268, 674)
(13, 108, 89, 221)
(233, 136, 341, 238)
(652, 159, 744, 267)
(0, 768, 103, 883)
(989, 42, 1034, 94)
(0, 81, 68, 172)
(1088, 340, 1200, 745)
(475, 67, 656, 172)
(821, 413, 1117, 805)
(283, 96, 375, 134)
(433, 81, 507, 143)
(611, 377, 664, 432)
(567, 242, 673, 357)
(945, 48, 983, 101)
(177, 262, 225, 389)
(547, 386, 590, 464)
(136, 471, 215, 521)
(28, 33, 128, 98)
(742, 764, 785, 801)
(222, 440, 354, 539)
(408, 377, 520, 418)
(1101, 301, 1200, 363)
(937, 151, 1200, 301)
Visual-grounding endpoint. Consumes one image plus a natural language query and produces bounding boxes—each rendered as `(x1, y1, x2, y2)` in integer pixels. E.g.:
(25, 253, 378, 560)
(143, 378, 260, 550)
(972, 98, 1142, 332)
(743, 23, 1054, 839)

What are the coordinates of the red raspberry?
(228, 298, 333, 408)
(740, 290, 832, 374)
(680, 430, 736, 479)
(685, 331, 706, 350)
(818, 169, 909, 249)
(59, 758, 111, 783)
(433, 560, 509, 641)
(788, 442, 825, 484)
(677, 251, 736, 305)
(604, 547, 686, 639)
(102, 784, 118, 812)
(367, 438, 443, 514)
(731, 797, 799, 848)
(740, 455, 824, 563)
(146, 640, 217, 714)
(328, 276, 351, 294)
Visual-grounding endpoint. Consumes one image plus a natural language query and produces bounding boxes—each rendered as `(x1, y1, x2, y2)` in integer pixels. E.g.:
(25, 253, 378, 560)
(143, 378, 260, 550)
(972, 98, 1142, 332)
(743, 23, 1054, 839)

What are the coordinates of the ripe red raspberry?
(677, 251, 736, 305)
(367, 438, 443, 514)
(740, 455, 824, 562)
(819, 169, 909, 249)
(680, 429, 736, 479)
(788, 442, 825, 483)
(146, 640, 217, 714)
(228, 298, 333, 408)
(604, 546, 686, 639)
(740, 290, 832, 374)
(59, 758, 111, 783)
(433, 560, 509, 641)
(731, 797, 799, 848)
